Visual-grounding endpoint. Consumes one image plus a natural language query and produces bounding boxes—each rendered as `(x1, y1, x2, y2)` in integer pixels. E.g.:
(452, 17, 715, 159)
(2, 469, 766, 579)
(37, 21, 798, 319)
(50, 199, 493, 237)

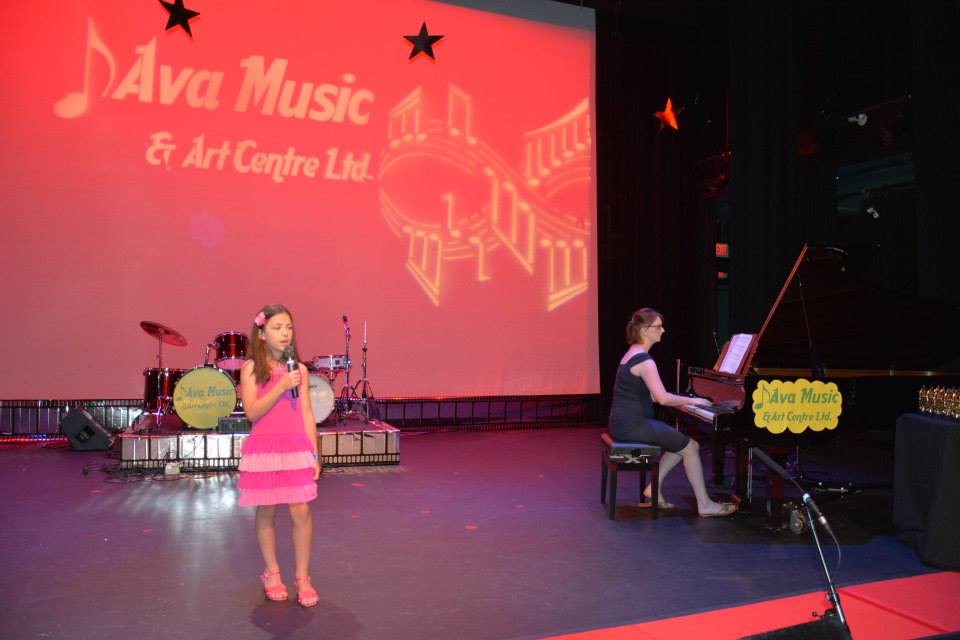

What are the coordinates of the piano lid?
(752, 244, 960, 373)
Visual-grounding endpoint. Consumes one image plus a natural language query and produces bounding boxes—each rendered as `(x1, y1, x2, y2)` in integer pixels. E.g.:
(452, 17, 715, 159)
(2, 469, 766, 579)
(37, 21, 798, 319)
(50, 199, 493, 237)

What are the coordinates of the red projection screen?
(0, 1, 597, 399)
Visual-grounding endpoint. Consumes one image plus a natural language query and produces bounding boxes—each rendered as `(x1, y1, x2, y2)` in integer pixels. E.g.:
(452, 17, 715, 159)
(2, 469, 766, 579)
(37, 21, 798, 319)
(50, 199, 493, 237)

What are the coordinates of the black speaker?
(738, 616, 851, 640)
(60, 408, 113, 451)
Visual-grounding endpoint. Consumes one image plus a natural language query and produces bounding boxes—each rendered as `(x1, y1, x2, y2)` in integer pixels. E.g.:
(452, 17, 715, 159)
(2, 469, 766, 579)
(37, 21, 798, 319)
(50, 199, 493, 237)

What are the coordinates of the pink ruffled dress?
(237, 367, 317, 506)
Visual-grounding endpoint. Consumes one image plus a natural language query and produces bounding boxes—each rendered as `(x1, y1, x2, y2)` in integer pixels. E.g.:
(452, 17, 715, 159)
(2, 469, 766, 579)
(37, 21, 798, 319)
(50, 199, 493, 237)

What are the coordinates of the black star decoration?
(404, 22, 444, 60)
(159, 0, 200, 38)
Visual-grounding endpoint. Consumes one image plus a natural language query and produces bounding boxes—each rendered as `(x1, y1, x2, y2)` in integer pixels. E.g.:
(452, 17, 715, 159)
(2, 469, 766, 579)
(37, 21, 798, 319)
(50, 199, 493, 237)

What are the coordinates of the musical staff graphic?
(378, 83, 592, 310)
(387, 88, 425, 147)
(523, 99, 590, 187)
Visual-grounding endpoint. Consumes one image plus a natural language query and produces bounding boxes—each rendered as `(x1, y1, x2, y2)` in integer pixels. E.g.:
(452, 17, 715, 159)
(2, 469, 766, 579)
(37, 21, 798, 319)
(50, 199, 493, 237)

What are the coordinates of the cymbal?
(140, 320, 187, 347)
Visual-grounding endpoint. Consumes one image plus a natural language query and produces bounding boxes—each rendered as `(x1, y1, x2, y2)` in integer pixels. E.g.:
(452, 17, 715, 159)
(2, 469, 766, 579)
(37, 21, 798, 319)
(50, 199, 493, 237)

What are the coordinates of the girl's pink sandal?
(260, 571, 288, 601)
(295, 575, 319, 607)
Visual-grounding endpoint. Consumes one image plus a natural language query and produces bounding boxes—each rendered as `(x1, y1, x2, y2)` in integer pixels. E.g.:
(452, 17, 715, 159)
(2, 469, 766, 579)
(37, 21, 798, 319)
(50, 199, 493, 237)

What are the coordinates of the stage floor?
(0, 427, 940, 640)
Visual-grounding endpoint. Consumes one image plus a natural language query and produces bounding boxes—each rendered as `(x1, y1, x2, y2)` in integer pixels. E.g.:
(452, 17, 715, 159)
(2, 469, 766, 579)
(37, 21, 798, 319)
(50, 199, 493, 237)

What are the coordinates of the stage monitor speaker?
(60, 408, 113, 451)
(738, 615, 851, 640)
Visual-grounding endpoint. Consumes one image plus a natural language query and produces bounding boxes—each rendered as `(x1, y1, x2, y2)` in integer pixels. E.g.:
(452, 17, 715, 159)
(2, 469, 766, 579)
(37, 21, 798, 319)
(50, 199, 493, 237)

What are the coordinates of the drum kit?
(136, 316, 375, 431)
(138, 321, 245, 430)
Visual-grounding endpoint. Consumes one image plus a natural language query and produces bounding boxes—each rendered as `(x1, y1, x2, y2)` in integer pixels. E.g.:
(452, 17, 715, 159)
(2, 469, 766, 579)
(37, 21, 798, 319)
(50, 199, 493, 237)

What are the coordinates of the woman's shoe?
(295, 575, 319, 607)
(260, 571, 288, 601)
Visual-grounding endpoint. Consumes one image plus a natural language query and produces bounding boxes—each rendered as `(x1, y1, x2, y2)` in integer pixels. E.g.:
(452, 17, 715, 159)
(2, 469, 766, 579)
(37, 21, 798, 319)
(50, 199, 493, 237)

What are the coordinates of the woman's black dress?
(608, 352, 690, 452)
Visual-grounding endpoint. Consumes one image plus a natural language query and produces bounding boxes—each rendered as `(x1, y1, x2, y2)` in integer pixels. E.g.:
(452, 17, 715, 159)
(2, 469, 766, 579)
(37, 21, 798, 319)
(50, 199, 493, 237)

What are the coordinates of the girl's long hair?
(250, 303, 304, 386)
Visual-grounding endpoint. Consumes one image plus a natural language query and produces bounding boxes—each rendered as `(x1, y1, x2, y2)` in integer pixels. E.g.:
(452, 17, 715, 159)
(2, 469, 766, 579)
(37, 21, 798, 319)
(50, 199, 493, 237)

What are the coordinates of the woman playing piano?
(609, 308, 737, 517)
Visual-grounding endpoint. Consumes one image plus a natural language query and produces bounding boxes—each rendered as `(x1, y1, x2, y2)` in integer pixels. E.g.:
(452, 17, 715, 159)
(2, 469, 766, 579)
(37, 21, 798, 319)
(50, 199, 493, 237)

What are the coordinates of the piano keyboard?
(678, 401, 739, 423)
(683, 405, 718, 422)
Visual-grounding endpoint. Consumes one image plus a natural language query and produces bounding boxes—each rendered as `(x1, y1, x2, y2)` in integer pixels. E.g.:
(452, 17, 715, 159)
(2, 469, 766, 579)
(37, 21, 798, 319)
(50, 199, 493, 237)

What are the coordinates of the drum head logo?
(173, 367, 237, 429)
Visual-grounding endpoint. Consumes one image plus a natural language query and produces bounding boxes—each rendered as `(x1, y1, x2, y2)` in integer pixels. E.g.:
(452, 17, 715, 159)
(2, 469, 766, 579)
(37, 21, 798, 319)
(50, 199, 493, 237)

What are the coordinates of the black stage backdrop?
(593, 0, 960, 409)
(595, 4, 727, 407)
(913, 2, 960, 306)
(728, 0, 960, 330)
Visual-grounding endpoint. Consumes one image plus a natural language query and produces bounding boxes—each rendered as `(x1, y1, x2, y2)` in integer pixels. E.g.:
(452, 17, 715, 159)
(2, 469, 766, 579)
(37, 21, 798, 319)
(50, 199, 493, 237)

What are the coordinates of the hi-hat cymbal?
(140, 320, 188, 347)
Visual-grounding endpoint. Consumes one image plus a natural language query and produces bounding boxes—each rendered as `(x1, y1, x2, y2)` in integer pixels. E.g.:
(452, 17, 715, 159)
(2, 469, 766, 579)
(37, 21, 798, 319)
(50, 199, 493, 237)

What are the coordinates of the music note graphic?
(441, 193, 462, 239)
(54, 18, 116, 119)
(468, 236, 491, 282)
(754, 384, 770, 410)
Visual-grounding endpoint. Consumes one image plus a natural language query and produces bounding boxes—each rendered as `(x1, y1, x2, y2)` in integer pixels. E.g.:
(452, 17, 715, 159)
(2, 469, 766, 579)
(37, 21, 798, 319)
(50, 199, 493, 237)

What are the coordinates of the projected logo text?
(145, 132, 371, 184)
(54, 19, 374, 126)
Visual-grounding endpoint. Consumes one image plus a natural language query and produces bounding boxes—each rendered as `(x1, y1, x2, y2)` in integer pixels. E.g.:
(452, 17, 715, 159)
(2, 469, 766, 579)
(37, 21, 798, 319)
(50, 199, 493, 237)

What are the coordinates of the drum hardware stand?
(334, 318, 376, 424)
(353, 321, 375, 423)
(146, 329, 171, 431)
(137, 321, 188, 433)
(203, 342, 214, 366)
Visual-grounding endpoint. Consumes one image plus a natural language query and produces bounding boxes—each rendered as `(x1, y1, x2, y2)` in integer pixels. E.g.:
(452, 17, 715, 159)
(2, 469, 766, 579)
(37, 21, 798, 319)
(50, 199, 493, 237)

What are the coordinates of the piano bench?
(601, 433, 662, 520)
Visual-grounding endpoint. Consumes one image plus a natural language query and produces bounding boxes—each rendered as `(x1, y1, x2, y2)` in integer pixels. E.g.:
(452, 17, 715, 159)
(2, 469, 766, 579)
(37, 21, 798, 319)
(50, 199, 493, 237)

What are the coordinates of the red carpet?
(545, 572, 960, 640)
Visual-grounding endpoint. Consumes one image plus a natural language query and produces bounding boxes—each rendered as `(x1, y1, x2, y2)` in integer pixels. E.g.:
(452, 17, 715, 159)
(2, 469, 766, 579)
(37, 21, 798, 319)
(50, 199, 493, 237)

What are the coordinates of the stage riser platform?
(118, 422, 399, 470)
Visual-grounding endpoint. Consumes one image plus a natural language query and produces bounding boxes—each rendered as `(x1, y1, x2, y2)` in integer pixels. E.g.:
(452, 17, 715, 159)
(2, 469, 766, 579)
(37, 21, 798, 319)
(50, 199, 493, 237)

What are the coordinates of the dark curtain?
(727, 0, 803, 334)
(595, 8, 724, 408)
(913, 2, 960, 304)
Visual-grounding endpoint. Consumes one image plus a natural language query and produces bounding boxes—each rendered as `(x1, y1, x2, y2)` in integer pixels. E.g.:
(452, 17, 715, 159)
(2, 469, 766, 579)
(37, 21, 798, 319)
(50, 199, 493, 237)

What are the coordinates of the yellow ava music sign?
(751, 379, 843, 434)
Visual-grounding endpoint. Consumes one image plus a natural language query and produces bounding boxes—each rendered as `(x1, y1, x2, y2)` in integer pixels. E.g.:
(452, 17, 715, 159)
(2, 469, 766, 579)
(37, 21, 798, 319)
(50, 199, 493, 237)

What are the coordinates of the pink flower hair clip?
(254, 311, 266, 327)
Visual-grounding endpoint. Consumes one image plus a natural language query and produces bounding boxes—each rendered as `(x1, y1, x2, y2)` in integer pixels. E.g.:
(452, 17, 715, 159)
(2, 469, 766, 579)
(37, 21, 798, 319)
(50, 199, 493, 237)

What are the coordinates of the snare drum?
(309, 374, 335, 423)
(173, 366, 237, 429)
(312, 354, 351, 379)
(143, 368, 185, 411)
(214, 332, 249, 370)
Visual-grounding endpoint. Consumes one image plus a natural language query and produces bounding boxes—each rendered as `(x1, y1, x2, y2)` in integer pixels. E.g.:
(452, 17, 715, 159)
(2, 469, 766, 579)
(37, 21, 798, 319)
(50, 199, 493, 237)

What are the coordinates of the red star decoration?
(654, 98, 680, 131)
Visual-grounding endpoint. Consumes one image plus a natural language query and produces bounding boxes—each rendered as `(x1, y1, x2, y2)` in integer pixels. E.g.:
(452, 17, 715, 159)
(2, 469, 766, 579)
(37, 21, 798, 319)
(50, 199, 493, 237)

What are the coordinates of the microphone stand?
(805, 504, 846, 630)
(342, 317, 351, 402)
(752, 448, 850, 636)
(337, 316, 356, 423)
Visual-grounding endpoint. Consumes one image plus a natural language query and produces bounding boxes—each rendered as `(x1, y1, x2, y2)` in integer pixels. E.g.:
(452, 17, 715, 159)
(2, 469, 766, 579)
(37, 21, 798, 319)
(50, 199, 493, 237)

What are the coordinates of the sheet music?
(718, 333, 754, 374)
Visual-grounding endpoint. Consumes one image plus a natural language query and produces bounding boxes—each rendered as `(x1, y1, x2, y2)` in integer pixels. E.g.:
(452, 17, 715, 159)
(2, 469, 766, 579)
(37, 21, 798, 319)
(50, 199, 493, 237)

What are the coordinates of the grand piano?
(666, 243, 960, 507)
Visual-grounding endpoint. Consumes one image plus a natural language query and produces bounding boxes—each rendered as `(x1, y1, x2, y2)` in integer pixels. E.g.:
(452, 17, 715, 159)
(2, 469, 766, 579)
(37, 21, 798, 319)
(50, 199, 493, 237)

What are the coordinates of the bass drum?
(309, 374, 335, 424)
(173, 366, 237, 429)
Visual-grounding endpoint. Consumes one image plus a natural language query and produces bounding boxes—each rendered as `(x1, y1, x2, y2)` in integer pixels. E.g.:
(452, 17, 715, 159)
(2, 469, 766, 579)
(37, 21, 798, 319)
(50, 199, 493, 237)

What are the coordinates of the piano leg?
(767, 466, 784, 529)
(760, 445, 790, 530)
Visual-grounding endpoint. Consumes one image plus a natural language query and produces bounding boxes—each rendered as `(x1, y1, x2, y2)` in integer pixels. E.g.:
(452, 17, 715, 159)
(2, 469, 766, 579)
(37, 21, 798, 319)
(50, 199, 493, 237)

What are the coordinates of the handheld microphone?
(342, 315, 350, 337)
(283, 346, 299, 398)
(802, 492, 835, 539)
